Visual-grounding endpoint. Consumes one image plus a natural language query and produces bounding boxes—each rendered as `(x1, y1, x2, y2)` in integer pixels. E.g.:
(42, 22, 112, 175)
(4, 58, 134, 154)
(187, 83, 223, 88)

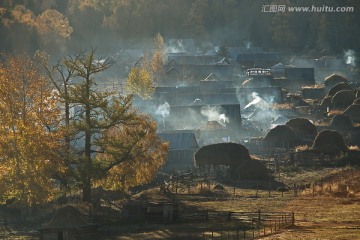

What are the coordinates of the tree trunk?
(82, 179, 92, 202)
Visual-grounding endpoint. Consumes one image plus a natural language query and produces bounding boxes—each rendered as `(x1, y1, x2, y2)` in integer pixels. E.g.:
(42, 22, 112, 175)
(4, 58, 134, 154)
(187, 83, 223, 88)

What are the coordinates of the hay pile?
(353, 97, 360, 105)
(343, 104, 360, 123)
(285, 118, 317, 136)
(320, 95, 333, 108)
(324, 74, 347, 90)
(44, 205, 87, 228)
(264, 125, 298, 143)
(194, 143, 251, 167)
(330, 114, 353, 128)
(328, 82, 351, 96)
(311, 130, 348, 154)
(331, 90, 356, 109)
(236, 159, 269, 180)
(195, 143, 269, 180)
(285, 118, 317, 143)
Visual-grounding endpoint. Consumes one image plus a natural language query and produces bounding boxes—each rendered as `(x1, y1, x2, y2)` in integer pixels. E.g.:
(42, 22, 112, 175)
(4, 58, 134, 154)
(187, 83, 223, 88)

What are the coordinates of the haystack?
(343, 104, 360, 123)
(353, 97, 360, 105)
(331, 90, 356, 109)
(235, 159, 269, 180)
(311, 130, 348, 154)
(328, 82, 351, 96)
(330, 114, 353, 128)
(194, 143, 251, 167)
(285, 118, 317, 136)
(320, 95, 333, 108)
(264, 125, 298, 143)
(324, 74, 347, 90)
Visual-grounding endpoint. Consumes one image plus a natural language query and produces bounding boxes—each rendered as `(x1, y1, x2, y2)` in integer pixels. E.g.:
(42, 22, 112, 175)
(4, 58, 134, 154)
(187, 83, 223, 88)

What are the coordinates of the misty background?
(0, 0, 359, 61)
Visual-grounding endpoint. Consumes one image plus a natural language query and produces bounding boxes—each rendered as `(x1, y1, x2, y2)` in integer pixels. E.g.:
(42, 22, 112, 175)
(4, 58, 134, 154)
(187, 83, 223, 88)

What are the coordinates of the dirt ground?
(100, 168, 360, 239)
(2, 168, 360, 239)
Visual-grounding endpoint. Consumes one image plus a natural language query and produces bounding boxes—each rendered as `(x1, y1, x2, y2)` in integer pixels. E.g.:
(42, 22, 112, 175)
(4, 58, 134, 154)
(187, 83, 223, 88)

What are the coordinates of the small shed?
(39, 205, 98, 240)
(158, 132, 199, 172)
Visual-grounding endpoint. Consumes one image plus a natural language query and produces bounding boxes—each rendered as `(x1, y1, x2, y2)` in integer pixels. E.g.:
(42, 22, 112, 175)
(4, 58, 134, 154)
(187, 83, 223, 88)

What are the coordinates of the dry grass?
(327, 109, 344, 117)
(295, 145, 310, 152)
(302, 84, 324, 89)
(271, 103, 294, 110)
(104, 168, 360, 239)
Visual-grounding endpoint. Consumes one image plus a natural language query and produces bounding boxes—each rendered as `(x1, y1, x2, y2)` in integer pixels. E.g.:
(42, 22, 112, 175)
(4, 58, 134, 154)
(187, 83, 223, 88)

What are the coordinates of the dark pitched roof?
(158, 132, 199, 150)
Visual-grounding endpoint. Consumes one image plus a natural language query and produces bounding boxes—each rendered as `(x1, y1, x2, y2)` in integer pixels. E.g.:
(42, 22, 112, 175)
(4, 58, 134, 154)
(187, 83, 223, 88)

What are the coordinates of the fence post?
(263, 225, 266, 235)
(243, 229, 246, 239)
(291, 212, 295, 226)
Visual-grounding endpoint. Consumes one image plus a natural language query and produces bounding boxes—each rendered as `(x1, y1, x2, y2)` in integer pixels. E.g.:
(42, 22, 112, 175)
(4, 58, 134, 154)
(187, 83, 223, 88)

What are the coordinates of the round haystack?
(353, 97, 360, 105)
(320, 95, 333, 108)
(324, 74, 347, 89)
(330, 114, 353, 128)
(311, 130, 348, 154)
(328, 82, 351, 96)
(194, 143, 251, 167)
(285, 118, 317, 136)
(331, 90, 356, 109)
(45, 205, 87, 228)
(235, 159, 269, 180)
(343, 104, 360, 123)
(264, 125, 298, 143)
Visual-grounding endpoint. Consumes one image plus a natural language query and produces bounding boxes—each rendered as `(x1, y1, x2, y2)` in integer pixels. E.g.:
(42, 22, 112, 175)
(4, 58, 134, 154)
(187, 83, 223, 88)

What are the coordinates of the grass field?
(100, 167, 360, 239)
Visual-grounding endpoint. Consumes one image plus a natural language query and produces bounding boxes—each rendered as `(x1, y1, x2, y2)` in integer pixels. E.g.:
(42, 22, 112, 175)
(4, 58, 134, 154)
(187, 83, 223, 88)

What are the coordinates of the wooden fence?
(180, 210, 294, 239)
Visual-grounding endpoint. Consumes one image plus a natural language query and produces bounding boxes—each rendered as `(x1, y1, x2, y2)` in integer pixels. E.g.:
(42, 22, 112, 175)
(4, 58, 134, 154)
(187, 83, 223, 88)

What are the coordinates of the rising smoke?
(155, 102, 170, 127)
(344, 50, 356, 67)
(201, 105, 229, 126)
(244, 92, 270, 110)
(244, 92, 278, 129)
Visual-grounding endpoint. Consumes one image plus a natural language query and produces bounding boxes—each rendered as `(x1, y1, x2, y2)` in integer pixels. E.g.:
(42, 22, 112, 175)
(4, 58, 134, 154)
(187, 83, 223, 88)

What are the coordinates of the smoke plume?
(244, 92, 270, 110)
(201, 105, 229, 126)
(344, 50, 356, 67)
(155, 102, 170, 127)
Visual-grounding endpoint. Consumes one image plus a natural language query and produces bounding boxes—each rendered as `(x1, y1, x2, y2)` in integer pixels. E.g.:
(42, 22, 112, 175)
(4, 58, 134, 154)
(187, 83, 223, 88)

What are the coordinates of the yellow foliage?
(0, 54, 64, 206)
(95, 114, 168, 191)
(126, 67, 154, 99)
(36, 9, 73, 39)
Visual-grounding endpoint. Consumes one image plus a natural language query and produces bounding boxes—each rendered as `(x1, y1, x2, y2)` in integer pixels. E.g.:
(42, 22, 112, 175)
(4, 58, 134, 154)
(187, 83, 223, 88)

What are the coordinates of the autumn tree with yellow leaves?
(44, 49, 168, 202)
(0, 54, 64, 206)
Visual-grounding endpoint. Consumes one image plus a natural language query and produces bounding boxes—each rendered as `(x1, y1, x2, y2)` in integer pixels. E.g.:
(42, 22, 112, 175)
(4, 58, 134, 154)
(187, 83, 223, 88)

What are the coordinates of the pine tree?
(47, 49, 167, 202)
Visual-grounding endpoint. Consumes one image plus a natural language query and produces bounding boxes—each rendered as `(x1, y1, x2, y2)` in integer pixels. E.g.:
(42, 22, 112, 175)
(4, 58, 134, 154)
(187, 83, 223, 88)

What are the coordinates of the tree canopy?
(0, 0, 359, 57)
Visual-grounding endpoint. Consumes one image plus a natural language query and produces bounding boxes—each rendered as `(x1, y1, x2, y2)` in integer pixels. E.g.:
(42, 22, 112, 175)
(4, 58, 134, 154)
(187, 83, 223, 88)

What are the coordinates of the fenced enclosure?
(179, 210, 294, 239)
